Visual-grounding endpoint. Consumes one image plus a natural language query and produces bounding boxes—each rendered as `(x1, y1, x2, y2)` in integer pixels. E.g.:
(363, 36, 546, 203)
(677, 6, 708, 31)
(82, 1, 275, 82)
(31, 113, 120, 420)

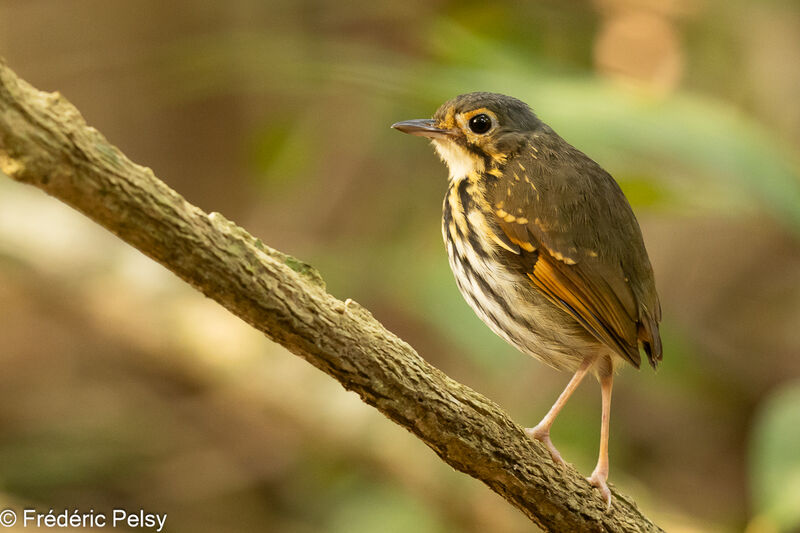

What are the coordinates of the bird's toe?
(524, 426, 566, 467)
(586, 471, 612, 509)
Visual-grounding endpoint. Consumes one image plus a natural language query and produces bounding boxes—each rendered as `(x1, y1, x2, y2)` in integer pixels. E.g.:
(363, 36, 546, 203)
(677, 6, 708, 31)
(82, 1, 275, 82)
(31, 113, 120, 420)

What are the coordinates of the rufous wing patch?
(527, 253, 641, 367)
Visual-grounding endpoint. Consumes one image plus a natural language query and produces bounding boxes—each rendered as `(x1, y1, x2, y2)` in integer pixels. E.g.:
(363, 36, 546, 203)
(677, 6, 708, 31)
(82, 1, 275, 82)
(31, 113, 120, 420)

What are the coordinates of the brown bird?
(392, 92, 662, 506)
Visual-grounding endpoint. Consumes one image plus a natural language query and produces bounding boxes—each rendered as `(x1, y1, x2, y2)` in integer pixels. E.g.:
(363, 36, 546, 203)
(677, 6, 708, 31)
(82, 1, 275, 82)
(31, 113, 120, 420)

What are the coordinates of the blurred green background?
(1, 1, 799, 531)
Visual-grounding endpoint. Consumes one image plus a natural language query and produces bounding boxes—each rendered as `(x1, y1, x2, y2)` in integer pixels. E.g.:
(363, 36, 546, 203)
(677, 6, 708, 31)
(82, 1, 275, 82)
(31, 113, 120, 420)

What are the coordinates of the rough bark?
(0, 58, 663, 533)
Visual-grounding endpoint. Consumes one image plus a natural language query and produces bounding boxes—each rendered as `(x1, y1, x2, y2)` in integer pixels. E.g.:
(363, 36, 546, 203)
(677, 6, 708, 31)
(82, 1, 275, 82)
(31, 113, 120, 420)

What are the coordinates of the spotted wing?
(492, 148, 662, 368)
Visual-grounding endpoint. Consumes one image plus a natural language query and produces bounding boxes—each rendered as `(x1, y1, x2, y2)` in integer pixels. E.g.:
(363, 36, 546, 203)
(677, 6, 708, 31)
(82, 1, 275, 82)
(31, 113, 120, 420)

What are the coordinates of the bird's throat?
(432, 139, 485, 181)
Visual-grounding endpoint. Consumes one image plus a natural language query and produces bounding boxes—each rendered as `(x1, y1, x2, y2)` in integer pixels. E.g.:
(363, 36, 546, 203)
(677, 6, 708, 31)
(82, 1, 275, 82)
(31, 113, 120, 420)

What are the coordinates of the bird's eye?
(468, 114, 492, 134)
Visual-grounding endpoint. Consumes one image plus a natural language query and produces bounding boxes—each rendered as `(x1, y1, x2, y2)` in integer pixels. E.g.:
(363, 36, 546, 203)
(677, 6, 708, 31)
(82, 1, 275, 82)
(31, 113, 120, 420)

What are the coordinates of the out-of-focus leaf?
(749, 381, 800, 532)
(250, 116, 317, 189)
(615, 175, 672, 209)
(328, 483, 445, 533)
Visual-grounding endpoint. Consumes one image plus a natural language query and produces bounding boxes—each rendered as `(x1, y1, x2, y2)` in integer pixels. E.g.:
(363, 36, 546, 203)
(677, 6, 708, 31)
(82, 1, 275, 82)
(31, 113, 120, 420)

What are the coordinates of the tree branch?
(0, 58, 663, 533)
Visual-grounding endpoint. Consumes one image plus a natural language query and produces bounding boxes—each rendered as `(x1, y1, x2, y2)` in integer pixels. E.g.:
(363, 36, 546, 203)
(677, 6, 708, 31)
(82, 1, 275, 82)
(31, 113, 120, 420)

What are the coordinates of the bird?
(391, 92, 662, 506)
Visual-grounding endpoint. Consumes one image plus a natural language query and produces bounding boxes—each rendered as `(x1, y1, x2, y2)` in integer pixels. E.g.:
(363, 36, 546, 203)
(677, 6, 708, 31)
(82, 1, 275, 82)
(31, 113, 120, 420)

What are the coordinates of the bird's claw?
(587, 470, 612, 510)
(524, 426, 565, 467)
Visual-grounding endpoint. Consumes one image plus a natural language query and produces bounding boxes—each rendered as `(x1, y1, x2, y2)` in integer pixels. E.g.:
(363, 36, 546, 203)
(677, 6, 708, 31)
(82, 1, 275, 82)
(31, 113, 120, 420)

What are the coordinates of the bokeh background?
(1, 1, 800, 532)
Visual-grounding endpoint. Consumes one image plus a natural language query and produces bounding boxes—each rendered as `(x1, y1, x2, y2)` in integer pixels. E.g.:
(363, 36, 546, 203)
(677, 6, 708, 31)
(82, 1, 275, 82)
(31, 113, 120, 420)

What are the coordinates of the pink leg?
(587, 372, 613, 508)
(525, 356, 595, 465)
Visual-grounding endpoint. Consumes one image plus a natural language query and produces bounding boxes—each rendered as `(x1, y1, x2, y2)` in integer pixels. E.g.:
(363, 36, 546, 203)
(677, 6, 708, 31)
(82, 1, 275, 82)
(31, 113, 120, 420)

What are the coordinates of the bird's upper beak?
(391, 119, 452, 139)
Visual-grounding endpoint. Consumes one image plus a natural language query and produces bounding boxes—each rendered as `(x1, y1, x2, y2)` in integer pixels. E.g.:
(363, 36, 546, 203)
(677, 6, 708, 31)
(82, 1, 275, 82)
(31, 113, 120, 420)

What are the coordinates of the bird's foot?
(524, 425, 565, 467)
(587, 468, 612, 510)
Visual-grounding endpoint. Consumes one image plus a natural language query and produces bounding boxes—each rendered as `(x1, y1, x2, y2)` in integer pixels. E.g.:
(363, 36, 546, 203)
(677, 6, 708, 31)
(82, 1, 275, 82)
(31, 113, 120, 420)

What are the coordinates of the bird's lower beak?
(391, 119, 452, 139)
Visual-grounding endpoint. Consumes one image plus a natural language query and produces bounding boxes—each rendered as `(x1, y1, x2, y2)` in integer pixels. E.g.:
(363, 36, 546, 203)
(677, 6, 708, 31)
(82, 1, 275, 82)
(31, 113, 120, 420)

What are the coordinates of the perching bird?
(392, 92, 662, 506)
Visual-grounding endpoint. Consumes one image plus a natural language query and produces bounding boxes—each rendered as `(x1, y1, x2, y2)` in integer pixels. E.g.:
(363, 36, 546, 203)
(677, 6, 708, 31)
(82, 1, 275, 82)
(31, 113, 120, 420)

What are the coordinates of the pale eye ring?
(468, 113, 492, 134)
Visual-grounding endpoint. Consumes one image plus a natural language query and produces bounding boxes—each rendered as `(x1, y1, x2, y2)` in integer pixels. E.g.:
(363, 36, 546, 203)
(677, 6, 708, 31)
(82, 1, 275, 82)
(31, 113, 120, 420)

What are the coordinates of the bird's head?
(392, 92, 542, 180)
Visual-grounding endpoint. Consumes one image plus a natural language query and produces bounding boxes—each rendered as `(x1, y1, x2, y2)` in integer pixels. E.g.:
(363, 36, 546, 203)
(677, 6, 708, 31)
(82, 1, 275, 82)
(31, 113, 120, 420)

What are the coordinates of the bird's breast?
(441, 175, 597, 372)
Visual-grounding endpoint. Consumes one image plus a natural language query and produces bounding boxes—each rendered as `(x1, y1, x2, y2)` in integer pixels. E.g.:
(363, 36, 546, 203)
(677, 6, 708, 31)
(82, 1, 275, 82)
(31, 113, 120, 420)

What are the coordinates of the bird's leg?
(587, 372, 613, 508)
(525, 355, 596, 466)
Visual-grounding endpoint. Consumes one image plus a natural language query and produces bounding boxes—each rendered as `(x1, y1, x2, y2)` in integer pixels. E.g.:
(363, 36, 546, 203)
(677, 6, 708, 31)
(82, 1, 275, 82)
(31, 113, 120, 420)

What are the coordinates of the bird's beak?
(391, 119, 452, 139)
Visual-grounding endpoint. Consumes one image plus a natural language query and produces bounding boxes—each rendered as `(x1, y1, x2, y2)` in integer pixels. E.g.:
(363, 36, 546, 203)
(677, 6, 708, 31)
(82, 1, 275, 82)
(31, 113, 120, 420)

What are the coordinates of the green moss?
(283, 254, 326, 289)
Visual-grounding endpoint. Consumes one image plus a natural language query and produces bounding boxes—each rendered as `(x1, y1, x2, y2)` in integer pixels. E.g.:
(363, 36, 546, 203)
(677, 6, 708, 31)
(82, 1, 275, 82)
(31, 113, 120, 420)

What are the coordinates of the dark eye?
(468, 113, 492, 134)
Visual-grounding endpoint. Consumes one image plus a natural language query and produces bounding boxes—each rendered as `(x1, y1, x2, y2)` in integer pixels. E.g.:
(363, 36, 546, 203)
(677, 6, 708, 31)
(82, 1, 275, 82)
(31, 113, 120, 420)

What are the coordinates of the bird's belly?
(443, 216, 593, 372)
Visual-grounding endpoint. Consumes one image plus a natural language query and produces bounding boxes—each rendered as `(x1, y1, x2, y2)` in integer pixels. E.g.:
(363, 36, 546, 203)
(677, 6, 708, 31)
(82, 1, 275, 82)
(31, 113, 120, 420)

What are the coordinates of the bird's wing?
(491, 148, 661, 368)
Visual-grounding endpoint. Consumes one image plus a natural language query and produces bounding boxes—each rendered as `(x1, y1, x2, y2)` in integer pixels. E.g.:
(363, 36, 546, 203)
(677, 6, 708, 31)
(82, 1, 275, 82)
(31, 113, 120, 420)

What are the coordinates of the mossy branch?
(0, 59, 663, 533)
